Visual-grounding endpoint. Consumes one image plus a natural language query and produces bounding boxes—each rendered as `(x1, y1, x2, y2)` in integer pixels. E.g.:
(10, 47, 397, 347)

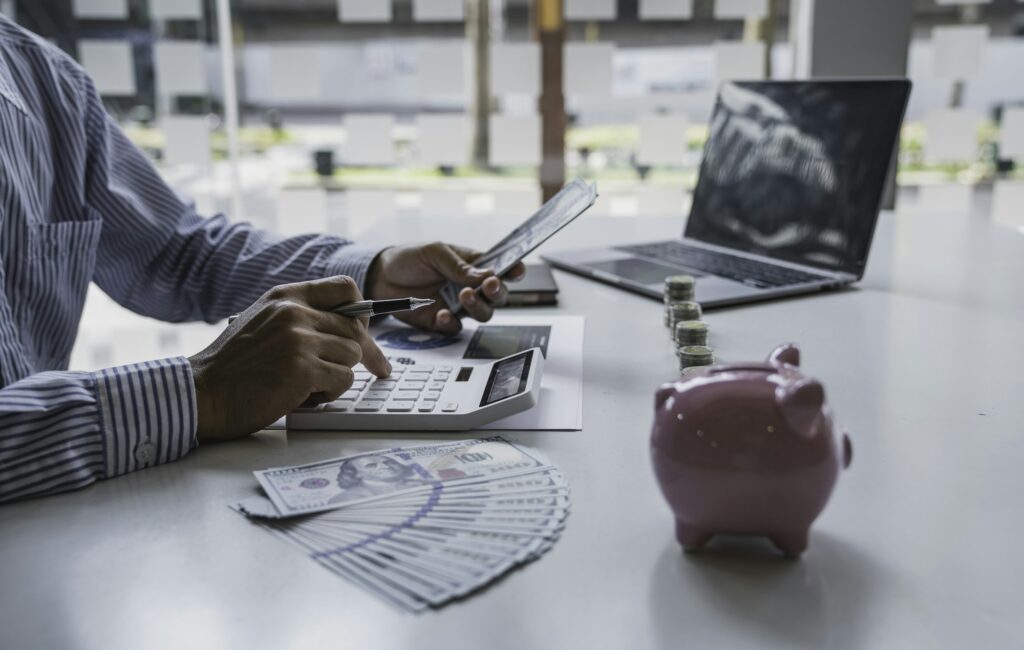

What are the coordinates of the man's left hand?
(365, 242, 526, 334)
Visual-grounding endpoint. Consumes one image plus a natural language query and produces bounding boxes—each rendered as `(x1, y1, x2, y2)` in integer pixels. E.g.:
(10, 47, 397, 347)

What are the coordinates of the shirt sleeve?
(0, 357, 196, 504)
(67, 58, 385, 324)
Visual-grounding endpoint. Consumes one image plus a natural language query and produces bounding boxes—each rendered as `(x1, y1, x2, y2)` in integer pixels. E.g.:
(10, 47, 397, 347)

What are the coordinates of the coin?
(674, 320, 708, 347)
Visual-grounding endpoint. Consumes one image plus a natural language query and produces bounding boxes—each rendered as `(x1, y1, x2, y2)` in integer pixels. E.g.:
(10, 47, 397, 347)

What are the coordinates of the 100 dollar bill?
(252, 437, 552, 518)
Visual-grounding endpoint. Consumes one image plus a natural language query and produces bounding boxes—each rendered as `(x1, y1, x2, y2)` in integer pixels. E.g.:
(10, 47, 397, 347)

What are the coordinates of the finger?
(479, 276, 509, 306)
(423, 242, 493, 287)
(293, 275, 364, 311)
(505, 261, 527, 282)
(459, 286, 495, 322)
(432, 308, 463, 335)
(352, 318, 392, 378)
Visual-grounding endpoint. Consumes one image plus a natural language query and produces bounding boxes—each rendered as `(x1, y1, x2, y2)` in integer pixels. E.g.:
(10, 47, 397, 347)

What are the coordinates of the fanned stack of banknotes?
(231, 437, 570, 613)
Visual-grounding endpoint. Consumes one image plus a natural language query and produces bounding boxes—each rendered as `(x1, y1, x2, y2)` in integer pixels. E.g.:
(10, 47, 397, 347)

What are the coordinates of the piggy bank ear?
(776, 378, 824, 438)
(769, 344, 801, 368)
(655, 384, 676, 411)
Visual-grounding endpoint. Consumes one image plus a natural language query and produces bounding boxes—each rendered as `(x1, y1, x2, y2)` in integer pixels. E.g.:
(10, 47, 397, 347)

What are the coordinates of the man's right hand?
(188, 276, 391, 443)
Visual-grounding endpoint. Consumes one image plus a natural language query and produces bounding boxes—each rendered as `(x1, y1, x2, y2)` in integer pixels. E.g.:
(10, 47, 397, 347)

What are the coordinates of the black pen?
(227, 297, 434, 324)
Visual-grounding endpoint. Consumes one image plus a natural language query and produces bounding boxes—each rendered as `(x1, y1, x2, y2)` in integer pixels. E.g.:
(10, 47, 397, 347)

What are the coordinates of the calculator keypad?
(315, 359, 455, 415)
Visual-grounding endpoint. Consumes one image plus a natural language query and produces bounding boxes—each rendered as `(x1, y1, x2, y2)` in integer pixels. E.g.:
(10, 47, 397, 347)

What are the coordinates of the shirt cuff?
(321, 243, 389, 297)
(92, 357, 198, 478)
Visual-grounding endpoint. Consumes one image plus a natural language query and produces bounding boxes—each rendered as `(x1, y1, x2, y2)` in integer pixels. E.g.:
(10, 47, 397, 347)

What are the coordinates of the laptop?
(543, 79, 912, 308)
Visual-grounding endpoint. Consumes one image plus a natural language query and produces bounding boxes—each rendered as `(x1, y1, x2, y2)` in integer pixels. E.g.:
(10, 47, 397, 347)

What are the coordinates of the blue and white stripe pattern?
(0, 16, 381, 503)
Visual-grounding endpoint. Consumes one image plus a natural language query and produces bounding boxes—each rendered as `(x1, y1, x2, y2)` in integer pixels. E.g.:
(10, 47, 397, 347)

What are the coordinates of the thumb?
(424, 242, 492, 287)
(297, 275, 364, 310)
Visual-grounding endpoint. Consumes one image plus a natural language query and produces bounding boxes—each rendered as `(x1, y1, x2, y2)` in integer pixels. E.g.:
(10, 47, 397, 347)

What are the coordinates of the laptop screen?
(684, 80, 910, 276)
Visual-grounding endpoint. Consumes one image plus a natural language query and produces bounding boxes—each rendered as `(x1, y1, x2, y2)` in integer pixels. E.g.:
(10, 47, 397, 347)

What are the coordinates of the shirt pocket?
(20, 218, 104, 367)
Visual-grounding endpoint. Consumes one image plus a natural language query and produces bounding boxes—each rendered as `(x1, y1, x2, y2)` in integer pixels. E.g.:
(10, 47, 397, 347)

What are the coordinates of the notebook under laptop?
(543, 79, 911, 308)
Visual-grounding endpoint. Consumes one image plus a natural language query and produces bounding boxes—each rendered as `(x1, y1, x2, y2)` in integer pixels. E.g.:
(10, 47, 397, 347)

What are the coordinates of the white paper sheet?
(923, 109, 980, 164)
(413, 0, 464, 21)
(714, 0, 767, 18)
(490, 43, 540, 96)
(991, 180, 1024, 229)
(489, 114, 541, 166)
(713, 41, 765, 80)
(370, 315, 584, 431)
(79, 40, 135, 96)
(268, 46, 322, 101)
(343, 113, 395, 166)
(149, 0, 202, 19)
(416, 42, 467, 96)
(161, 115, 211, 167)
(565, 0, 616, 20)
(338, 0, 392, 22)
(998, 107, 1024, 160)
(932, 25, 989, 79)
(564, 43, 614, 97)
(416, 113, 469, 166)
(637, 113, 689, 166)
(154, 40, 207, 96)
(275, 187, 329, 236)
(73, 0, 127, 19)
(639, 0, 694, 20)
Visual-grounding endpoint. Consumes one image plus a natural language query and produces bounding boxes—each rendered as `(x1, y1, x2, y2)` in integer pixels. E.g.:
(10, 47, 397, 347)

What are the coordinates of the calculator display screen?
(481, 351, 533, 406)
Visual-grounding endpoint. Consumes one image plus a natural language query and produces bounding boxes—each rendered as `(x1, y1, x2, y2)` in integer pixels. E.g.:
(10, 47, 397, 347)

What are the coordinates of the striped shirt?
(0, 17, 381, 503)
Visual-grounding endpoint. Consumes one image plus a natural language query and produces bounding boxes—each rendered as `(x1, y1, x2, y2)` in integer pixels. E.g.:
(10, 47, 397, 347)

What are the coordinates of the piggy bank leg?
(675, 521, 712, 551)
(770, 529, 809, 557)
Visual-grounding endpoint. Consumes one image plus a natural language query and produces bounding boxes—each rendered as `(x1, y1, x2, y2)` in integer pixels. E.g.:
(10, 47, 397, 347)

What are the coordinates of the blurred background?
(9, 0, 1024, 368)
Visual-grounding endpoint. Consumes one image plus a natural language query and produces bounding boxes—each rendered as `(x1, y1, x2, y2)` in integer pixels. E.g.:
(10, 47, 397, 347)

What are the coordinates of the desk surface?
(2, 212, 1023, 650)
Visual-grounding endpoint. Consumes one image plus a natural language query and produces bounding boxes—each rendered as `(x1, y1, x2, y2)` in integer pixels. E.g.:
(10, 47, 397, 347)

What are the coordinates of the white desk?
(1, 212, 1022, 649)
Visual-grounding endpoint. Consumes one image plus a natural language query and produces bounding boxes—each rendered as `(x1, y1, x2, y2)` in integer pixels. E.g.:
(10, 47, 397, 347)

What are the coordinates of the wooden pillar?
(537, 0, 565, 202)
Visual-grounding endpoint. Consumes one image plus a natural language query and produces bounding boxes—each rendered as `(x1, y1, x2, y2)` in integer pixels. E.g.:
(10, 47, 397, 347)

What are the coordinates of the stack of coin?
(663, 275, 695, 326)
(677, 345, 714, 371)
(666, 301, 702, 337)
(674, 320, 708, 347)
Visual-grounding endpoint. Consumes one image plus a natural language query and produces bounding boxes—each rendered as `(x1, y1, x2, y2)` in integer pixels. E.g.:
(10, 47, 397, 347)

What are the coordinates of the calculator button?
(422, 391, 442, 401)
(414, 364, 434, 371)
(354, 401, 384, 412)
(441, 402, 459, 412)
(388, 367, 405, 375)
(349, 380, 368, 390)
(439, 365, 453, 371)
(386, 401, 415, 412)
(364, 390, 391, 400)
(398, 381, 426, 390)
(391, 390, 420, 400)
(371, 380, 397, 390)
(434, 372, 450, 380)
(340, 390, 361, 401)
(428, 382, 446, 391)
(417, 402, 435, 412)
(353, 371, 371, 381)
(323, 400, 355, 412)
(404, 372, 431, 381)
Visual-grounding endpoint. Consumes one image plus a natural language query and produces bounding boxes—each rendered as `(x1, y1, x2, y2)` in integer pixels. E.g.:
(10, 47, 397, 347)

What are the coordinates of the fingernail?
(385, 361, 393, 376)
(440, 312, 451, 324)
(465, 293, 477, 305)
(487, 283, 500, 296)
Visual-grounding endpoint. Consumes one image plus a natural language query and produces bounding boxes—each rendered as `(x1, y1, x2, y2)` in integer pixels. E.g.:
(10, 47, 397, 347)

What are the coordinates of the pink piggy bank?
(650, 344, 852, 556)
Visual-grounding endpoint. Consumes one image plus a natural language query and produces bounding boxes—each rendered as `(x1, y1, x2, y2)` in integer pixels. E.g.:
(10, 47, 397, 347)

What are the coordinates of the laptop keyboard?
(617, 241, 826, 288)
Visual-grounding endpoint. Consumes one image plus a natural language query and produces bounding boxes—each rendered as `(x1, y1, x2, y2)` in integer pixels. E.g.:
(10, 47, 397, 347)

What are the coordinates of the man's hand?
(366, 242, 526, 334)
(188, 276, 391, 443)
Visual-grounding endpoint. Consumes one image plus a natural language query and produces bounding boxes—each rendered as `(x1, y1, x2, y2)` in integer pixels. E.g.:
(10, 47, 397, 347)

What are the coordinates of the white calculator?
(287, 348, 544, 431)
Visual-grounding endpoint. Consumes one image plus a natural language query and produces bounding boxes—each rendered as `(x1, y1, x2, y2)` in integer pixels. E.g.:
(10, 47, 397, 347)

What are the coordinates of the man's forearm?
(0, 359, 196, 503)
